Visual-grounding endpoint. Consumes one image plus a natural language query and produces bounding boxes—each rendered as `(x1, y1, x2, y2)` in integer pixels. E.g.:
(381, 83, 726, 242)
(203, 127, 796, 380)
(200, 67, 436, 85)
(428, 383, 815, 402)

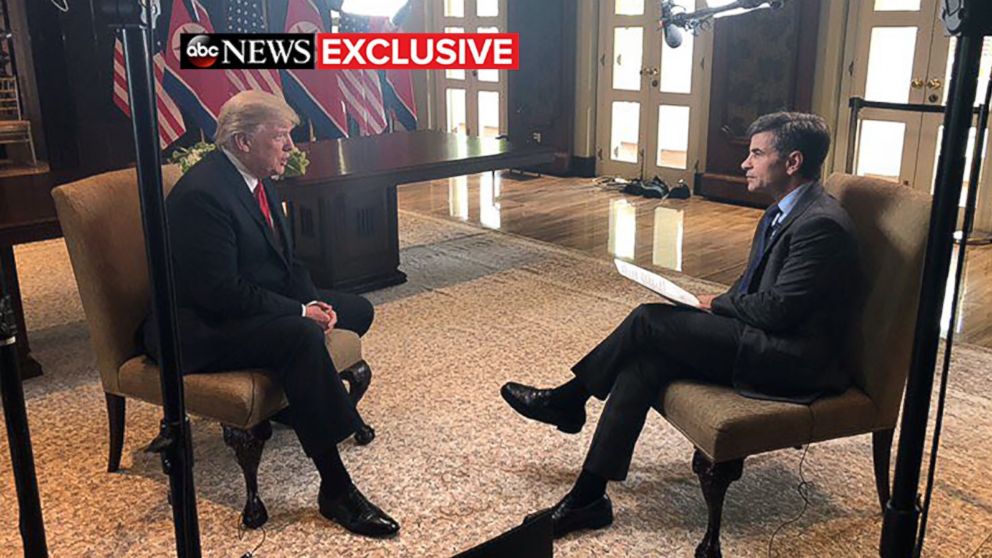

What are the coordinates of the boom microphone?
(659, 0, 683, 49)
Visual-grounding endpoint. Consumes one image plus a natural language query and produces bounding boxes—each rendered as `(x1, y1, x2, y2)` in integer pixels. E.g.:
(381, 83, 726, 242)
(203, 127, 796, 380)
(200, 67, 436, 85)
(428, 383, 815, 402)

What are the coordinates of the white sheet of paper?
(614, 259, 701, 309)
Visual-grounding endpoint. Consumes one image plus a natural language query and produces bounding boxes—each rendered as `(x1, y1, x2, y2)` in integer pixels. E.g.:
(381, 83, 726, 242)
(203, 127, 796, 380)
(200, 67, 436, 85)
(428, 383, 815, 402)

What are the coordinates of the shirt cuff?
(302, 300, 319, 317)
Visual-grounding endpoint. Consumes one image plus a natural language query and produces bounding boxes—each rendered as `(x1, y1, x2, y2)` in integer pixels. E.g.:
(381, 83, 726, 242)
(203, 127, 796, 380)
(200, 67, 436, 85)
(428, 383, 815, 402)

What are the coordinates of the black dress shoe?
(319, 484, 399, 538)
(500, 382, 585, 433)
(524, 493, 613, 539)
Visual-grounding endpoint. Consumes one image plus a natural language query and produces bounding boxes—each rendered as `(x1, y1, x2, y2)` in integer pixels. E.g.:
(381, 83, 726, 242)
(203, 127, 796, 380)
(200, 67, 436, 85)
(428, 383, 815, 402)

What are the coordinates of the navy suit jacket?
(712, 183, 863, 403)
(143, 150, 319, 371)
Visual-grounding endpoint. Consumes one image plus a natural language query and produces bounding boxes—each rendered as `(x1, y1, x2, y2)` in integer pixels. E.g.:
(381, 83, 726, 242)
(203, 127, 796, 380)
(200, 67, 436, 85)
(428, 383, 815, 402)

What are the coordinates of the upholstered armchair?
(655, 173, 931, 557)
(52, 165, 374, 529)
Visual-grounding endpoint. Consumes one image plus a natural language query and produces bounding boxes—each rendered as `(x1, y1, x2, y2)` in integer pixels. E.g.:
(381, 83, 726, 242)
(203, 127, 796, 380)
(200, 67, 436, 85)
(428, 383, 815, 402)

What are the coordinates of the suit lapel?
(215, 151, 290, 268)
(760, 182, 822, 258)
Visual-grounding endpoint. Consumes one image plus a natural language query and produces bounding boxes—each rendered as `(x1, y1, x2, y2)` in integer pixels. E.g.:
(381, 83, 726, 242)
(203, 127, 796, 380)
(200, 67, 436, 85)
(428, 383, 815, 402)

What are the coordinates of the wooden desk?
(278, 131, 555, 293)
(0, 171, 65, 379)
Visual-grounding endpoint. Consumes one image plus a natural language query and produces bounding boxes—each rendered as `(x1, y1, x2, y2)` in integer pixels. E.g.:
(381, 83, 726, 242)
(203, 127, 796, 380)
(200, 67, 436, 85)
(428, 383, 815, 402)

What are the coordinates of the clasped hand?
(305, 301, 338, 331)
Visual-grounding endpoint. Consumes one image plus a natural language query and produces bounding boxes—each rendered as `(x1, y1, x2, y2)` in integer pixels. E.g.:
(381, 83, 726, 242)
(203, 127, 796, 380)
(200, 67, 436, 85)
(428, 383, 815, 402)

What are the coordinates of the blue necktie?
(738, 204, 781, 294)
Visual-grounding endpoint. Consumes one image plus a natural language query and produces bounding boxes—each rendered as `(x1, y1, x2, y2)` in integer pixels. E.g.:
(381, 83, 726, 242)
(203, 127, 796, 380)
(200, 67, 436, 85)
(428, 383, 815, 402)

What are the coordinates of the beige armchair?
(655, 173, 931, 557)
(52, 165, 374, 529)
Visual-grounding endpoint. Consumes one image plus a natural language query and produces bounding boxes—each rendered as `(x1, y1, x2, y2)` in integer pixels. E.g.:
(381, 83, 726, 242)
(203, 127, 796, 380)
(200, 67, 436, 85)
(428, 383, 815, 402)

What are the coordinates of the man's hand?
(305, 303, 332, 331)
(305, 301, 337, 331)
(697, 294, 717, 312)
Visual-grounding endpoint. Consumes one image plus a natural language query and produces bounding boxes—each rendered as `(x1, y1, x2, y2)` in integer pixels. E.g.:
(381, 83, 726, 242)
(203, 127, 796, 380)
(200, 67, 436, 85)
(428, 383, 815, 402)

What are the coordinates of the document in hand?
(614, 259, 701, 309)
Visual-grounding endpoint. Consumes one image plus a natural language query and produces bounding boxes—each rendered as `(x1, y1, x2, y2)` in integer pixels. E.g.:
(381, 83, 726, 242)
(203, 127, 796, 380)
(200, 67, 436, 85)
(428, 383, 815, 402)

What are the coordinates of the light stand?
(101, 1, 202, 556)
(0, 253, 46, 557)
(881, 3, 990, 556)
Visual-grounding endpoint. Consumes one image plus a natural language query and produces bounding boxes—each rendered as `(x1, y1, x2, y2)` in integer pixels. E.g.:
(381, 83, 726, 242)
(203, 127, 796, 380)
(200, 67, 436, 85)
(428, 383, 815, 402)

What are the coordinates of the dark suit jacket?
(712, 183, 863, 403)
(143, 150, 319, 371)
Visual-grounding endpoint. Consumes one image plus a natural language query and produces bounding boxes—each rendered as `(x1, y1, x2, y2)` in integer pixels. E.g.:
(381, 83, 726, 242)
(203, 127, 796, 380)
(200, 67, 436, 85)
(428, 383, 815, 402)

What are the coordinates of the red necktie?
(253, 182, 274, 230)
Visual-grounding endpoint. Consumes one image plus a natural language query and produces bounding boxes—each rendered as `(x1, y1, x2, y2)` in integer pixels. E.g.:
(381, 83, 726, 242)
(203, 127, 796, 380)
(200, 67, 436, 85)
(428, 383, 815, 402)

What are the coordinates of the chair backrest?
(824, 173, 931, 427)
(0, 77, 22, 120)
(52, 165, 183, 394)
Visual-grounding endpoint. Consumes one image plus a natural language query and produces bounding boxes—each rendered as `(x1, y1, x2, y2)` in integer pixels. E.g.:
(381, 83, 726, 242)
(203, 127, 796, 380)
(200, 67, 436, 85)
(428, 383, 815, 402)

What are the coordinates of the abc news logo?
(181, 34, 315, 69)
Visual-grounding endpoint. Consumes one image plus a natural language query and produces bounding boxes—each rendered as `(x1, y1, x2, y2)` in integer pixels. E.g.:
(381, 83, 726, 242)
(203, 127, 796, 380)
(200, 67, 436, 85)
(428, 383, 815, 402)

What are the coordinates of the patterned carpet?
(2, 210, 992, 557)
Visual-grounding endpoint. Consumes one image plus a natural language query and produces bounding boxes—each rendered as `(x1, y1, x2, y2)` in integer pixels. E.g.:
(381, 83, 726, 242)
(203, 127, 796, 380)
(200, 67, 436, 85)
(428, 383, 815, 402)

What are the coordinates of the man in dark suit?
(144, 91, 398, 537)
(501, 112, 862, 537)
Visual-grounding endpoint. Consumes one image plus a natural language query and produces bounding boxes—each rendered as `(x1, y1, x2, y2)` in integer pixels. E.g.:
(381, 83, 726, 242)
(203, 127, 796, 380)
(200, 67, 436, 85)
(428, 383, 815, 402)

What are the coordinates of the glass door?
(596, 0, 706, 183)
(432, 0, 508, 138)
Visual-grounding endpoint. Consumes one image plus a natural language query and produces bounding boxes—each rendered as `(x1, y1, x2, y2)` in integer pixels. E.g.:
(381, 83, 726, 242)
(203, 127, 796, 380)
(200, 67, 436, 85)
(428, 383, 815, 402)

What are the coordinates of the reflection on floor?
(398, 171, 992, 348)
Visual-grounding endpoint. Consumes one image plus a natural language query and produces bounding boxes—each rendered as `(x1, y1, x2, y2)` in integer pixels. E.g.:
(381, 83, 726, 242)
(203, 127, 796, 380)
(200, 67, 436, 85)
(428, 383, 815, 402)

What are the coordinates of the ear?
(785, 150, 804, 176)
(233, 133, 252, 153)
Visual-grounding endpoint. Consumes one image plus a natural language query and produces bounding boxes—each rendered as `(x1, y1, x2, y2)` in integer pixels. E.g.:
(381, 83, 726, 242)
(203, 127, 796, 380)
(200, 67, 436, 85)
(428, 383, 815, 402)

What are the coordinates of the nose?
(741, 155, 751, 172)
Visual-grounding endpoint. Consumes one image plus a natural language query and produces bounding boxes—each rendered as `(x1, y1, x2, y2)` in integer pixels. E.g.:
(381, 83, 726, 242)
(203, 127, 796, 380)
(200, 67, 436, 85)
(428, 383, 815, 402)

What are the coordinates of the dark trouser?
(203, 291, 375, 458)
(572, 304, 743, 481)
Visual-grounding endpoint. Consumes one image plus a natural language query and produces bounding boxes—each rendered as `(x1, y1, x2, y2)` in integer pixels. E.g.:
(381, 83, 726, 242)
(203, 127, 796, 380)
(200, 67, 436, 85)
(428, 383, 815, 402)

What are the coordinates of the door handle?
(927, 78, 943, 90)
(911, 78, 925, 89)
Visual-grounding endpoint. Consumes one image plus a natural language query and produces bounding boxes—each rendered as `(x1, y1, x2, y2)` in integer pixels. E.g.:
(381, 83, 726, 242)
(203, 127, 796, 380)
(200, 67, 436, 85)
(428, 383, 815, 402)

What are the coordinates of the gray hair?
(215, 90, 300, 148)
(746, 112, 831, 180)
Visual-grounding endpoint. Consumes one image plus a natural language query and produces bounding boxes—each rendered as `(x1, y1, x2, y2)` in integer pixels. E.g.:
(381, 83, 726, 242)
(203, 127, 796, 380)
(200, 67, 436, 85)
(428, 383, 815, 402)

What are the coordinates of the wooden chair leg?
(223, 421, 273, 529)
(105, 394, 125, 473)
(872, 428, 894, 514)
(692, 449, 744, 558)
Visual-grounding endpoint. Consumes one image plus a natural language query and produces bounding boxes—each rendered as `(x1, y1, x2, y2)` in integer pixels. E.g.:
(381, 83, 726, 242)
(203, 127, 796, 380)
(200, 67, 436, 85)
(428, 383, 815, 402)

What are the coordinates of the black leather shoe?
(524, 493, 613, 539)
(319, 484, 399, 538)
(500, 382, 585, 433)
(340, 365, 372, 404)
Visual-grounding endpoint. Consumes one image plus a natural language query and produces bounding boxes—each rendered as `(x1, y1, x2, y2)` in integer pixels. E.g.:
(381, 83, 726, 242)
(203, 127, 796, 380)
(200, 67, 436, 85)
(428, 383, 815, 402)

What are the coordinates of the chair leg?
(872, 428, 894, 514)
(105, 394, 126, 473)
(692, 449, 744, 558)
(223, 421, 273, 529)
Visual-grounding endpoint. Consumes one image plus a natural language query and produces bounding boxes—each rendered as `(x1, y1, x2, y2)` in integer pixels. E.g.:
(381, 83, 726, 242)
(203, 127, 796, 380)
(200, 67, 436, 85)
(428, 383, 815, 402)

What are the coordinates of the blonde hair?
(215, 91, 300, 148)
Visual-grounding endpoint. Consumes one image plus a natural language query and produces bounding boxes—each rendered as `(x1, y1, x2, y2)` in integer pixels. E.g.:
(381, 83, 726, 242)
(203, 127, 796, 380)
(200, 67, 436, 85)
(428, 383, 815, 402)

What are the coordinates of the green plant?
(169, 142, 310, 178)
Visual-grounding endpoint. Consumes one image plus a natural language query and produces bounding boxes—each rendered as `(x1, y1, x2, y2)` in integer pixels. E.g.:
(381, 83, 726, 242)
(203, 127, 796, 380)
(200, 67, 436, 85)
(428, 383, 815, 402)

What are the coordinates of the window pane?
(446, 88, 467, 135)
(931, 126, 987, 206)
(612, 27, 644, 91)
(477, 0, 498, 17)
(944, 37, 992, 106)
(615, 0, 643, 15)
(608, 199, 636, 260)
(856, 120, 906, 182)
(444, 0, 464, 18)
(477, 27, 500, 82)
(657, 105, 690, 169)
(874, 0, 920, 10)
(659, 29, 693, 93)
(611, 101, 640, 163)
(864, 27, 917, 103)
(445, 27, 465, 80)
(478, 90, 501, 138)
(652, 206, 684, 272)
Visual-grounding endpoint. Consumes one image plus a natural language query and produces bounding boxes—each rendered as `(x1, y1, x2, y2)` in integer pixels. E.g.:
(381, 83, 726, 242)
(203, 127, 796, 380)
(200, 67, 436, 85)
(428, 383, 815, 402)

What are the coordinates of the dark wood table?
(278, 130, 555, 292)
(0, 171, 65, 379)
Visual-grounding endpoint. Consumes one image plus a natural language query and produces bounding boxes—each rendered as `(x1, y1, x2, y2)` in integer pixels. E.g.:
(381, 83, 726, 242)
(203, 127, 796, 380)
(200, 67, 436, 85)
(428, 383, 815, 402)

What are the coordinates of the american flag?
(337, 12, 388, 135)
(113, 37, 187, 149)
(224, 0, 284, 97)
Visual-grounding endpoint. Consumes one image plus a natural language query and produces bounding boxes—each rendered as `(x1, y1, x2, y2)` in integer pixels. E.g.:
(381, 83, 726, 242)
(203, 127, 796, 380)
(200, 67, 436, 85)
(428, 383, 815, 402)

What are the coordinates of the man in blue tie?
(501, 112, 863, 538)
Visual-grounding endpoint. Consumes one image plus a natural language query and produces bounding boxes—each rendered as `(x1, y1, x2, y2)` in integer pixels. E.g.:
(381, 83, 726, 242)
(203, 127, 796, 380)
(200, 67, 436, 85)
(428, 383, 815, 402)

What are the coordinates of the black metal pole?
(0, 261, 47, 557)
(881, 33, 984, 558)
(114, 2, 202, 556)
(845, 97, 862, 173)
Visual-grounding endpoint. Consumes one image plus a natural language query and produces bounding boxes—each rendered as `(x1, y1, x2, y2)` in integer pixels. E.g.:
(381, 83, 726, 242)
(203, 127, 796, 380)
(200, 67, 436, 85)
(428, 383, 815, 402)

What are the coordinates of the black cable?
(767, 407, 815, 558)
(237, 513, 267, 558)
(913, 68, 992, 558)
